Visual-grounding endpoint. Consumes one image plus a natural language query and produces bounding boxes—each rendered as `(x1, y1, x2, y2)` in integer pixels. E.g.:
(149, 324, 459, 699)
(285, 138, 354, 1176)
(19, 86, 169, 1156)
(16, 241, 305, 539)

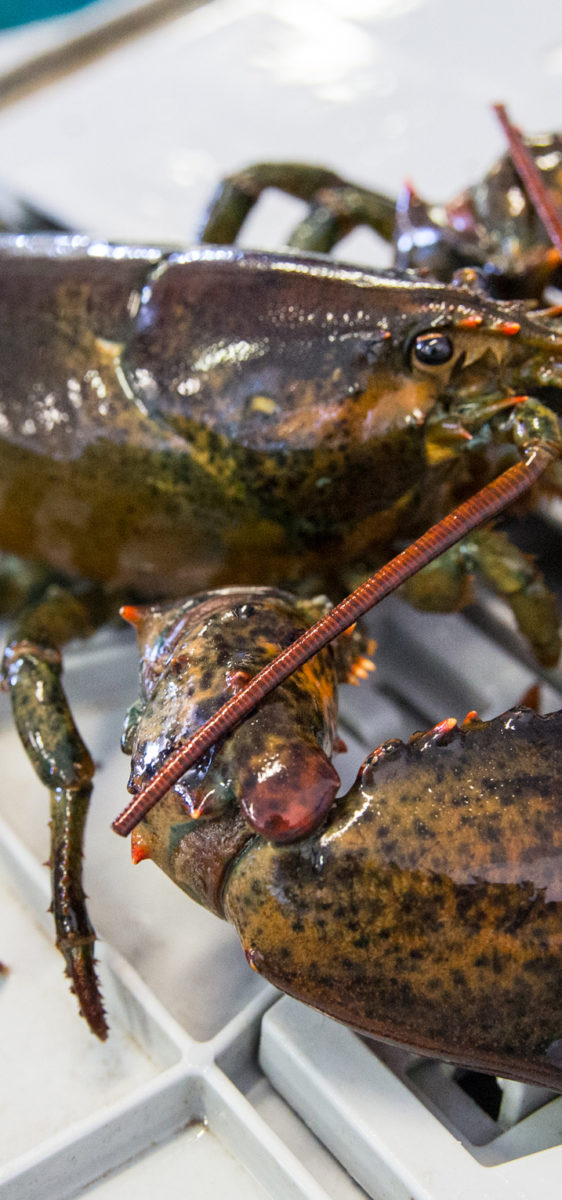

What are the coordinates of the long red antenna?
(493, 103, 562, 256)
(112, 442, 556, 837)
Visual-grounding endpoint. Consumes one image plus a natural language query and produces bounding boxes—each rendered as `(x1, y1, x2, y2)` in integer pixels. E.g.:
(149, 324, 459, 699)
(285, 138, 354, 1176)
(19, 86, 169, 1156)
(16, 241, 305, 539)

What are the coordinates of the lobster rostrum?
(0, 110, 560, 1049)
(123, 586, 562, 1091)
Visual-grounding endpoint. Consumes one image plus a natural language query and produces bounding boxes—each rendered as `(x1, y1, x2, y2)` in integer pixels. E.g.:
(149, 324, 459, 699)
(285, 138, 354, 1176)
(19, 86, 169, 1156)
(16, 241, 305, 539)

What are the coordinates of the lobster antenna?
(112, 442, 557, 837)
(493, 103, 562, 256)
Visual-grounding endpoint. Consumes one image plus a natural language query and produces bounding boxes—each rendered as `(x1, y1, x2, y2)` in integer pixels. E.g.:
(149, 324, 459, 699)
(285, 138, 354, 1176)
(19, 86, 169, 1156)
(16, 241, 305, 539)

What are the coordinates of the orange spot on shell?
(497, 320, 521, 335)
(456, 315, 483, 328)
(120, 605, 144, 628)
(131, 829, 151, 864)
(226, 668, 252, 693)
(462, 710, 480, 726)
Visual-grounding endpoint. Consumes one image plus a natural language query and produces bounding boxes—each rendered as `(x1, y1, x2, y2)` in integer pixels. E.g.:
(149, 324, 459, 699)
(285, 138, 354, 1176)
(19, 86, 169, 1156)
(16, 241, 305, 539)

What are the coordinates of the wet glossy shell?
(224, 707, 562, 1089)
(1, 237, 560, 595)
(126, 587, 361, 912)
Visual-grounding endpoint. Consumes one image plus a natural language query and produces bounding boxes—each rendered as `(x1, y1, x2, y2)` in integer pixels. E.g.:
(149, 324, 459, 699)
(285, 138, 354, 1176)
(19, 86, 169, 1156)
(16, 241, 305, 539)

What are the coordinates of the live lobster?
(0, 108, 559, 1085)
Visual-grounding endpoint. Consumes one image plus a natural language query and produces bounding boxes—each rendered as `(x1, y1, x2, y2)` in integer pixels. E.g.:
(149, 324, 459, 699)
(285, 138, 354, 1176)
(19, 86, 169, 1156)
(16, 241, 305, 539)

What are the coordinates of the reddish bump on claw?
(358, 738, 403, 781)
(131, 829, 152, 864)
(432, 717, 458, 738)
(373, 738, 402, 760)
(226, 668, 253, 693)
(462, 710, 480, 727)
(120, 605, 144, 628)
(412, 717, 458, 748)
(240, 743, 340, 844)
(370, 743, 389, 761)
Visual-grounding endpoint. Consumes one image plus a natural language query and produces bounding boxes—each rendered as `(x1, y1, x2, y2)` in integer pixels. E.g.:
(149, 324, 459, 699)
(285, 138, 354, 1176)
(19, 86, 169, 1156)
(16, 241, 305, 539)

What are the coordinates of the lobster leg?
(0, 553, 59, 620)
(199, 162, 396, 252)
(403, 525, 561, 666)
(1, 583, 112, 1039)
(464, 526, 560, 665)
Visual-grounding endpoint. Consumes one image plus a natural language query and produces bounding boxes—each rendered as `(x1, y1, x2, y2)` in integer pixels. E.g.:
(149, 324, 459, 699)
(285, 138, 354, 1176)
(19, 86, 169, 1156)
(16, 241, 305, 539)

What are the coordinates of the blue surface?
(0, 0, 97, 29)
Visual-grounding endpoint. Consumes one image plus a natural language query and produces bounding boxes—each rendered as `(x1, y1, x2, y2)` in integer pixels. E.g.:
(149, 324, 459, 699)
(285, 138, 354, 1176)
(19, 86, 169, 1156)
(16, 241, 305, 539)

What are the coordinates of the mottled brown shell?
(125, 587, 363, 913)
(225, 707, 562, 1089)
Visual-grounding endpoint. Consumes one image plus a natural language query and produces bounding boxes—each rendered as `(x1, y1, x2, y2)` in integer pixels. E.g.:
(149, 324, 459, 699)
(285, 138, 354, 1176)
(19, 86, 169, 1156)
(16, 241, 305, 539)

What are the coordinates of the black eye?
(412, 332, 454, 366)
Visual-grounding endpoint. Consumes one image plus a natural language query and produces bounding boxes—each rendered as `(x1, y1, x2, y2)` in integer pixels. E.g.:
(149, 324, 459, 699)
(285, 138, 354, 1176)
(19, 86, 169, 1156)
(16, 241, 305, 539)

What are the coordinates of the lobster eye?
(412, 332, 454, 366)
